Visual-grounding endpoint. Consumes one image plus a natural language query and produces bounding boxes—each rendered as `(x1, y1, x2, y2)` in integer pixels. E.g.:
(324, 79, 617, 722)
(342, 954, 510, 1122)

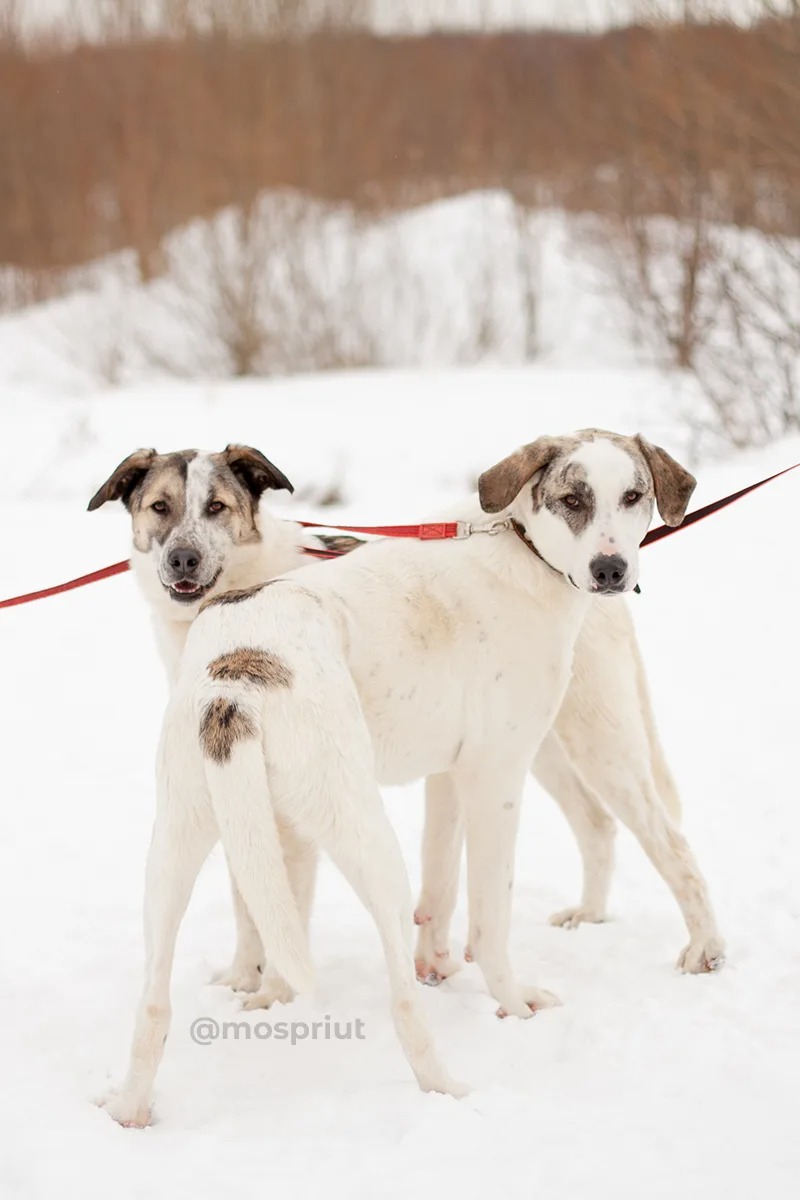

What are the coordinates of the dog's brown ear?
(478, 438, 561, 513)
(223, 444, 294, 498)
(635, 435, 696, 526)
(87, 448, 157, 512)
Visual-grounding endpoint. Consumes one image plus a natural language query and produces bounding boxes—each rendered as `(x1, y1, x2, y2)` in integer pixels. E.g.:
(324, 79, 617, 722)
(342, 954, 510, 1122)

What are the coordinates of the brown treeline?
(0, 17, 798, 275)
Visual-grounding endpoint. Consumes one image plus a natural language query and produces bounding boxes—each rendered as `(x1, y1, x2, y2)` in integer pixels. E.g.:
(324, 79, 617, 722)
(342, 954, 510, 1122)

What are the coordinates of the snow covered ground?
(0, 363, 798, 1199)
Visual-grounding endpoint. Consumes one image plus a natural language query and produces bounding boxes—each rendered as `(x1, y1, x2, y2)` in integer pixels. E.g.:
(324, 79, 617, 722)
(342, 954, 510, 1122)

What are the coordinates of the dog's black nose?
(590, 554, 627, 591)
(169, 547, 201, 574)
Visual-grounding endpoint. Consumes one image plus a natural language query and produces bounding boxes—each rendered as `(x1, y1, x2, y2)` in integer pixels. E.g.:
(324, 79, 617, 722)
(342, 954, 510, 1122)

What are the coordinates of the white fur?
(103, 435, 724, 1126)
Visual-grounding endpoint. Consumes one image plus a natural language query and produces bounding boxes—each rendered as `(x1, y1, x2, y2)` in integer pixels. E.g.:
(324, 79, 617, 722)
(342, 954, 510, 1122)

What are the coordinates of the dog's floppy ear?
(478, 437, 561, 513)
(87, 448, 157, 512)
(223, 444, 294, 498)
(635, 435, 696, 526)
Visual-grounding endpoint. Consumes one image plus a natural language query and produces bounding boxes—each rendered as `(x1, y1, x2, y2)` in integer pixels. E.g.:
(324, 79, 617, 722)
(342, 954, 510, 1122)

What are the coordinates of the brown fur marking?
(479, 436, 567, 513)
(199, 582, 270, 613)
(199, 698, 256, 764)
(634, 435, 697, 526)
(208, 648, 294, 688)
(315, 533, 365, 554)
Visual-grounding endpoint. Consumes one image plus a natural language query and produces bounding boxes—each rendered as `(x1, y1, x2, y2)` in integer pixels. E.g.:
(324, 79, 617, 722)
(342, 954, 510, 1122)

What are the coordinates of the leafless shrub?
(586, 0, 800, 449)
(137, 193, 379, 378)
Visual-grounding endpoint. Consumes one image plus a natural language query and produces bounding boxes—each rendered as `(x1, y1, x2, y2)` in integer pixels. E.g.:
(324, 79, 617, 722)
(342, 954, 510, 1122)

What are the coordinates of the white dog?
(89, 440, 697, 997)
(101, 429, 724, 1126)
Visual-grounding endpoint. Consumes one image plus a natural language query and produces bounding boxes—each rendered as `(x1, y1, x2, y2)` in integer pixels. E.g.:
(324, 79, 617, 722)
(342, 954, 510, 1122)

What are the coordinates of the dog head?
(478, 429, 695, 595)
(88, 445, 294, 608)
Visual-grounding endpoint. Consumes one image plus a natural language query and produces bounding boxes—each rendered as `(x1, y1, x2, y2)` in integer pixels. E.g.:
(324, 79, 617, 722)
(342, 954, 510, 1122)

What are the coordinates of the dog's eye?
(623, 491, 642, 506)
(562, 494, 581, 509)
(151, 501, 168, 515)
(208, 501, 226, 515)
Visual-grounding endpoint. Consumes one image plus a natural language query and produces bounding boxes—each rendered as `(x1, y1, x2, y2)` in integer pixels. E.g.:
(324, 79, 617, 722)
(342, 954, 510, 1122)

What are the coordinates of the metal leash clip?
(454, 519, 512, 539)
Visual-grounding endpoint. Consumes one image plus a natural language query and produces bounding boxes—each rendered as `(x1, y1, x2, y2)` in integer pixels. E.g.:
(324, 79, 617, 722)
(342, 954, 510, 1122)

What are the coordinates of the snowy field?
(1, 373, 799, 1192)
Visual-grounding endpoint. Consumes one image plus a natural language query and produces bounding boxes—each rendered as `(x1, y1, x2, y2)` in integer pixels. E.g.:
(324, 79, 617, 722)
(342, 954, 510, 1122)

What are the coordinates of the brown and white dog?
(88, 444, 330, 681)
(99, 428, 725, 1126)
(88, 443, 357, 989)
(88, 438, 722, 1006)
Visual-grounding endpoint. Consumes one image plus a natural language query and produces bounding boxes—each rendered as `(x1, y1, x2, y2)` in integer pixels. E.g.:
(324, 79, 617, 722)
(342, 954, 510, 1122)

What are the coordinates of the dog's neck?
(431, 495, 594, 635)
(133, 509, 310, 686)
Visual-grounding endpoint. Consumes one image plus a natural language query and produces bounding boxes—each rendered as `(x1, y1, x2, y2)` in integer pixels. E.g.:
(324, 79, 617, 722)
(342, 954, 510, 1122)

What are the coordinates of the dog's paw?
(414, 950, 461, 987)
(240, 976, 295, 1010)
(549, 905, 605, 929)
(415, 919, 461, 986)
(418, 1071, 470, 1100)
(438, 1076, 470, 1101)
(99, 1091, 152, 1129)
(677, 936, 726, 974)
(496, 987, 562, 1019)
(211, 960, 263, 993)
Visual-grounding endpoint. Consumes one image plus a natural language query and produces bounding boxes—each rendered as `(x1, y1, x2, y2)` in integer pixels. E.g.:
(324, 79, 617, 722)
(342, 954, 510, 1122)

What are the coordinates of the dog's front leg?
(456, 759, 561, 1019)
(414, 773, 464, 985)
(102, 805, 216, 1128)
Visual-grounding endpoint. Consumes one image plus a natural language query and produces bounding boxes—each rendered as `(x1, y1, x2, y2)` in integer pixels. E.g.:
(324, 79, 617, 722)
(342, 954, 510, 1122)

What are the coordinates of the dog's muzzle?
(162, 546, 219, 604)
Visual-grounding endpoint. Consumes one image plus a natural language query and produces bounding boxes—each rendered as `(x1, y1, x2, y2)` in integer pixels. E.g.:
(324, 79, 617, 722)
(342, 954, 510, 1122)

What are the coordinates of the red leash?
(0, 559, 131, 610)
(298, 519, 461, 540)
(639, 460, 799, 547)
(1, 461, 797, 610)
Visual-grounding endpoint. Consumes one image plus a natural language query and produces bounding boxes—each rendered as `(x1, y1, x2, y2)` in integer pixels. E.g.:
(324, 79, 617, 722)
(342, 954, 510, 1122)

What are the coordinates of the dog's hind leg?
(213, 869, 264, 993)
(549, 602, 724, 970)
(325, 781, 468, 1099)
(216, 820, 318, 1006)
(555, 715, 725, 973)
(533, 732, 616, 928)
(103, 790, 217, 1128)
(414, 773, 464, 985)
(240, 827, 318, 1012)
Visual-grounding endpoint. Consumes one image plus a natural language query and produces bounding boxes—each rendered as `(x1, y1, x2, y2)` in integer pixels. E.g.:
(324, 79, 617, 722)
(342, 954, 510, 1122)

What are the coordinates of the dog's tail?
(630, 632, 682, 825)
(200, 690, 314, 996)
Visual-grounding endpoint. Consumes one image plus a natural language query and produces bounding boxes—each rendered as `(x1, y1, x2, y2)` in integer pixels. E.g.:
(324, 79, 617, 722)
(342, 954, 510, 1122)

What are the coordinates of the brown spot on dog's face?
(199, 698, 256, 764)
(535, 459, 597, 534)
(198, 582, 270, 613)
(208, 648, 293, 688)
(129, 452, 198, 552)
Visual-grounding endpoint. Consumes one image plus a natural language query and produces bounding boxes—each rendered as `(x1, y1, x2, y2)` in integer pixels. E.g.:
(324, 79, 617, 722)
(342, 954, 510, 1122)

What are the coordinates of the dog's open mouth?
(162, 566, 222, 604)
(168, 580, 209, 603)
(164, 568, 222, 604)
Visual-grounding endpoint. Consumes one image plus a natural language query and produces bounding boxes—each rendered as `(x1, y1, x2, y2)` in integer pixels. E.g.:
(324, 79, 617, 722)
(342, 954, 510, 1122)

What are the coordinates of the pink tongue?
(173, 581, 200, 593)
